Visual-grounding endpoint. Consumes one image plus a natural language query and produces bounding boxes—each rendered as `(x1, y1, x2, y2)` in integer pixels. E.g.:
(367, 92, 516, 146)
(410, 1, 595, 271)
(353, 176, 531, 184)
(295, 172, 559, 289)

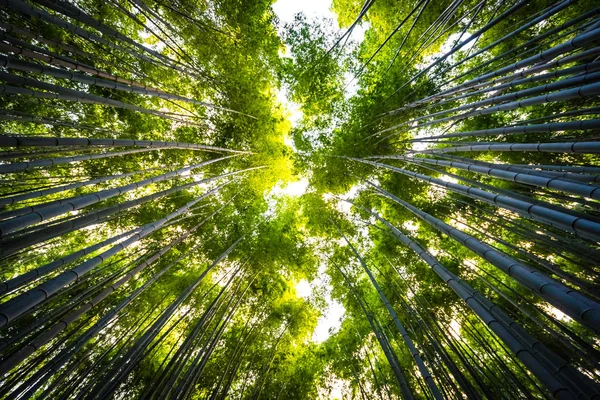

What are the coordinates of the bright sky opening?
(295, 275, 345, 343)
(271, 0, 361, 349)
(272, 0, 336, 27)
(274, 0, 368, 136)
(271, 178, 310, 198)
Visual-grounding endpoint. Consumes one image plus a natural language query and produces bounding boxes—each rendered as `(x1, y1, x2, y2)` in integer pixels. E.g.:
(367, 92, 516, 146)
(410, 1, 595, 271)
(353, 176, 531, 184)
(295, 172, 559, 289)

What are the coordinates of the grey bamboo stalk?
(90, 235, 245, 399)
(391, 70, 600, 129)
(508, 163, 600, 175)
(333, 261, 414, 400)
(110, 270, 238, 396)
(36, 308, 150, 399)
(10, 198, 235, 398)
(420, 25, 600, 104)
(385, 0, 430, 74)
(434, 9, 600, 93)
(0, 31, 157, 92)
(392, 0, 543, 103)
(0, 154, 237, 236)
(0, 20, 90, 58)
(363, 180, 600, 333)
(385, 0, 530, 100)
(396, 0, 463, 77)
(129, 0, 182, 41)
(449, 194, 600, 266)
(0, 109, 114, 134)
(0, 252, 139, 353)
(324, 0, 375, 55)
(376, 82, 600, 141)
(33, 0, 196, 72)
(331, 220, 443, 400)
(384, 42, 600, 116)
(139, 314, 195, 400)
(0, 254, 134, 352)
(349, 0, 428, 82)
(98, 0, 202, 75)
(151, 262, 250, 399)
(383, 39, 598, 135)
(395, 293, 481, 398)
(350, 157, 600, 241)
(466, 286, 600, 398)
(0, 218, 208, 376)
(4, 150, 87, 164)
(0, 180, 235, 327)
(151, 282, 232, 400)
(0, 170, 159, 220)
(472, 267, 600, 366)
(429, 153, 600, 184)
(417, 0, 575, 94)
(0, 168, 258, 257)
(209, 313, 264, 400)
(179, 275, 254, 399)
(396, 61, 600, 118)
(406, 161, 600, 218)
(0, 134, 252, 153)
(0, 72, 200, 125)
(412, 141, 600, 155)
(0, 34, 170, 96)
(0, 55, 256, 119)
(55, 294, 172, 398)
(0, 147, 158, 174)
(0, 225, 142, 295)
(445, 212, 599, 296)
(4, 0, 205, 81)
(370, 154, 600, 200)
(0, 169, 156, 208)
(342, 198, 600, 398)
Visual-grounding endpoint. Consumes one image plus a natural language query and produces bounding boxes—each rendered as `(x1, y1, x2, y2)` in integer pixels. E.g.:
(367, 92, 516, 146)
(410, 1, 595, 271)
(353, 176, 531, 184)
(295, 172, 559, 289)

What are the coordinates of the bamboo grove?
(0, 0, 599, 398)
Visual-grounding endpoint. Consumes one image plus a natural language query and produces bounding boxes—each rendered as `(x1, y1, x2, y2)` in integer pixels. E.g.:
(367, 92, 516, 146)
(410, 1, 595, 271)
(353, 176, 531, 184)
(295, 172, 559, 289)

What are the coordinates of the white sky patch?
(450, 217, 470, 232)
(402, 220, 419, 232)
(283, 133, 296, 149)
(137, 23, 167, 53)
(328, 376, 350, 399)
(273, 0, 369, 41)
(272, 178, 310, 197)
(440, 32, 478, 57)
(343, 71, 360, 99)
(298, 256, 347, 343)
(273, 0, 368, 126)
(439, 174, 458, 184)
(428, 246, 440, 256)
(323, 183, 366, 216)
(211, 262, 237, 286)
(449, 318, 462, 341)
(411, 140, 432, 152)
(541, 304, 570, 322)
(408, 124, 458, 151)
(419, 31, 478, 71)
(350, 21, 369, 43)
(313, 296, 345, 342)
(273, 0, 336, 26)
(276, 85, 304, 126)
(262, 178, 310, 218)
(296, 279, 312, 298)
(296, 275, 346, 343)
(191, 172, 206, 182)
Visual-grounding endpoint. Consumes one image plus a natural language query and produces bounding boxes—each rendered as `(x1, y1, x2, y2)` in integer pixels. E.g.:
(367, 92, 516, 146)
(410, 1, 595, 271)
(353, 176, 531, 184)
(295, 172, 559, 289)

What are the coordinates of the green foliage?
(0, 0, 599, 398)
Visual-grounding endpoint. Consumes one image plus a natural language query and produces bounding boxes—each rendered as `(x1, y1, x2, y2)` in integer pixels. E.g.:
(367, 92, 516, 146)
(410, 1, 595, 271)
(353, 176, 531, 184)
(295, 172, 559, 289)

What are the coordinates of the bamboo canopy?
(0, 0, 599, 398)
